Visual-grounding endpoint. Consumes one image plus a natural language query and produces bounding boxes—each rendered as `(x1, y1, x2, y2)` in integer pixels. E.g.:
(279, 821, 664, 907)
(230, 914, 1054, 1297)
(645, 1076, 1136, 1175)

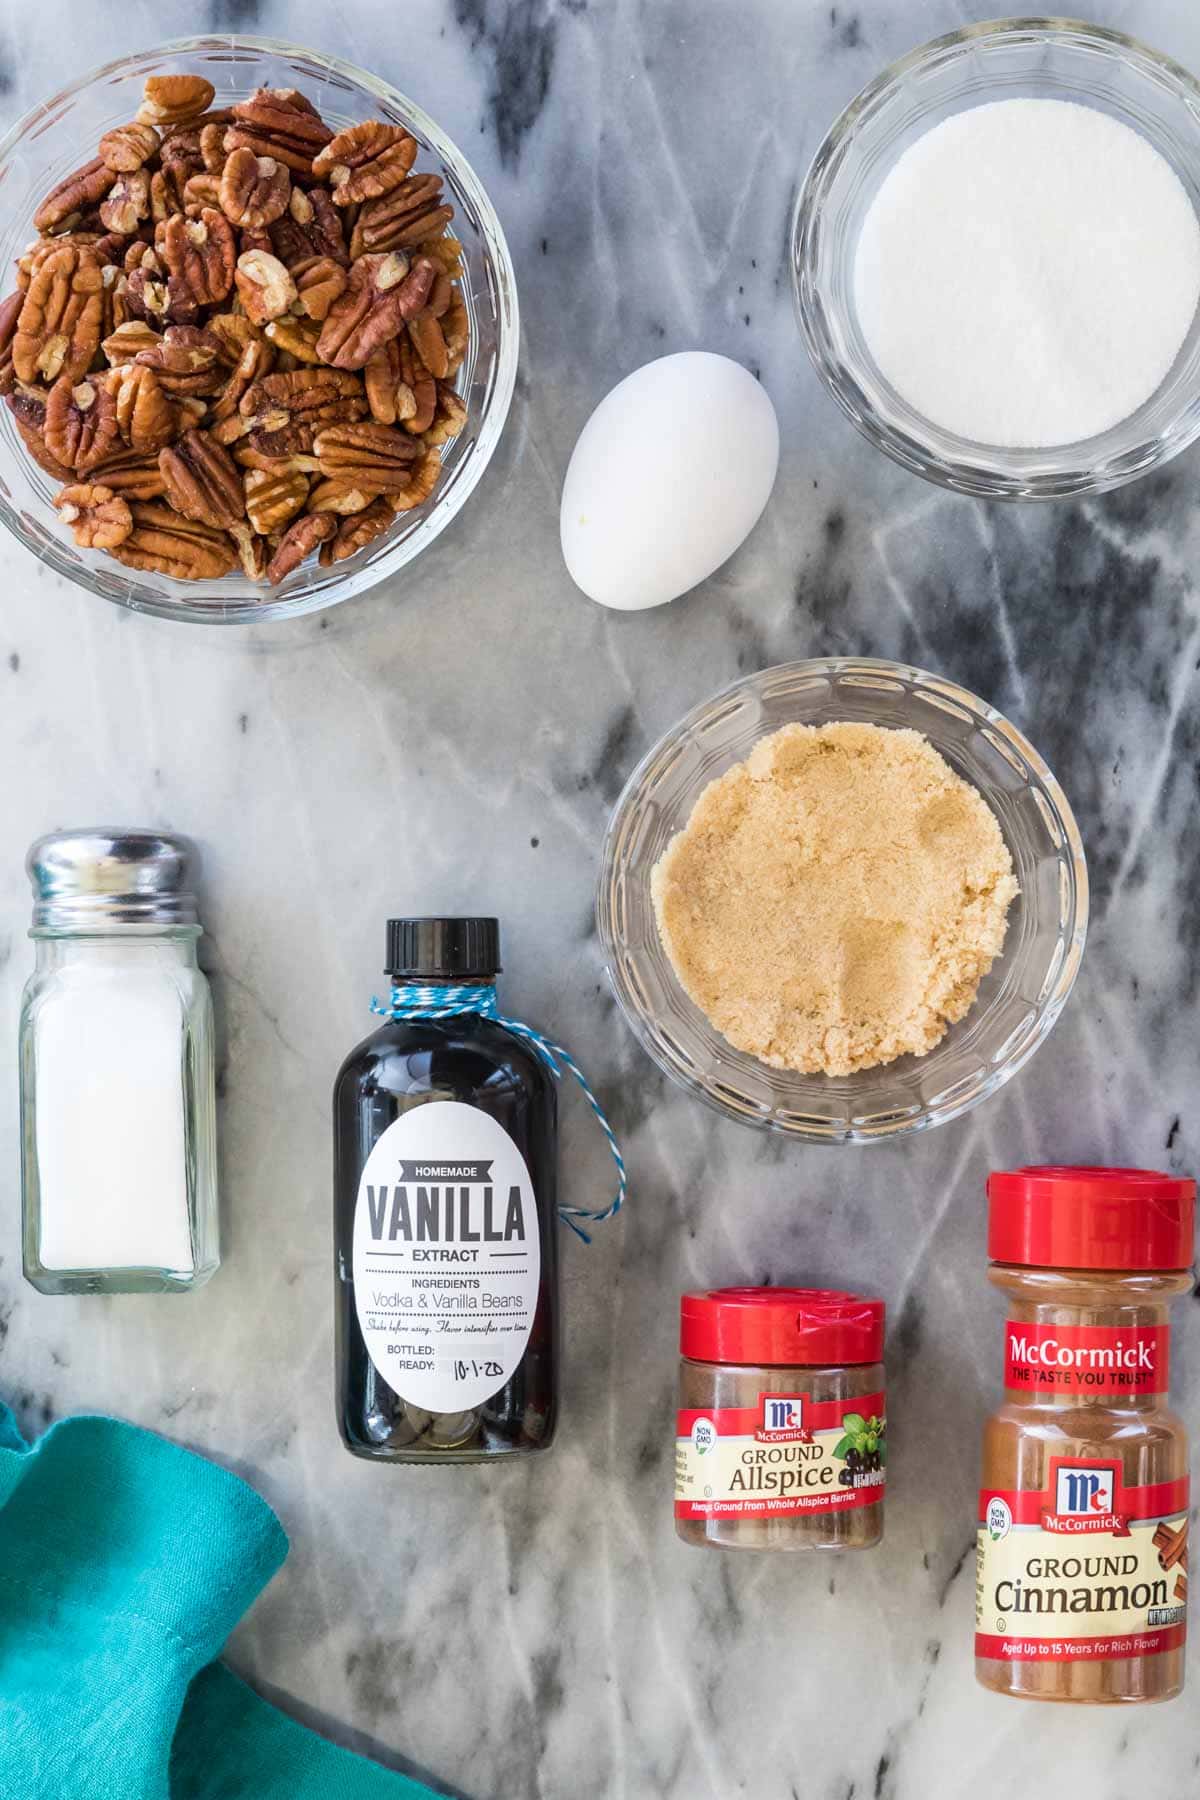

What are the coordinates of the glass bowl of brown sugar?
(597, 657, 1088, 1144)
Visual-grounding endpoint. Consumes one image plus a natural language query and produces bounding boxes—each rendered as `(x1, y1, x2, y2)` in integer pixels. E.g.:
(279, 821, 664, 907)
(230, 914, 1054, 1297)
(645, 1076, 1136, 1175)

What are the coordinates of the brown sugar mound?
(651, 721, 1018, 1076)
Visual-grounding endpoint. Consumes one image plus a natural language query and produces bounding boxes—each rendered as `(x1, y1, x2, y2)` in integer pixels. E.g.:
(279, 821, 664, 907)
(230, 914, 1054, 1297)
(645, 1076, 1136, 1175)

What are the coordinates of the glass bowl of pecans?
(0, 37, 518, 622)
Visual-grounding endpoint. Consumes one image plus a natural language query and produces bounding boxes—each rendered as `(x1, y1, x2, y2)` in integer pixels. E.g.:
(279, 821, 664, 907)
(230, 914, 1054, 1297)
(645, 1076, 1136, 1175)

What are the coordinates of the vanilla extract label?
(352, 1100, 540, 1412)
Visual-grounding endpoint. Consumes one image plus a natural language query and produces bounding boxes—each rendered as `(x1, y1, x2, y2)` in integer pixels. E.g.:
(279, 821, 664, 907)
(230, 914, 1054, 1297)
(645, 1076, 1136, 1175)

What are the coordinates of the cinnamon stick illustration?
(1155, 1520, 1189, 1571)
(1174, 1573, 1188, 1603)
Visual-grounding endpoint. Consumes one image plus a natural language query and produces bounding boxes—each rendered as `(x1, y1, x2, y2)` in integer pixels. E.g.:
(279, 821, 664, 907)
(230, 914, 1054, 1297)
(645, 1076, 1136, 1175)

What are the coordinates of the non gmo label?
(976, 1461, 1189, 1664)
(675, 1391, 886, 1520)
(352, 1100, 540, 1412)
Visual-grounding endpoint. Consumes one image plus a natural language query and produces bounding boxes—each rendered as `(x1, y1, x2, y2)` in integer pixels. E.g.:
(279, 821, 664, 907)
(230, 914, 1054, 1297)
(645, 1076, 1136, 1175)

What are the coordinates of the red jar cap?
(679, 1288, 885, 1367)
(988, 1167, 1195, 1271)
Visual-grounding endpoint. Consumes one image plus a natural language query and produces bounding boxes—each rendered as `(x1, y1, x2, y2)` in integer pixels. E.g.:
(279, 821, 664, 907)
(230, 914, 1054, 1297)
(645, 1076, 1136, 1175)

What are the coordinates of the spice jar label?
(675, 1391, 886, 1521)
(1004, 1320, 1169, 1395)
(351, 1100, 541, 1413)
(976, 1464, 1189, 1665)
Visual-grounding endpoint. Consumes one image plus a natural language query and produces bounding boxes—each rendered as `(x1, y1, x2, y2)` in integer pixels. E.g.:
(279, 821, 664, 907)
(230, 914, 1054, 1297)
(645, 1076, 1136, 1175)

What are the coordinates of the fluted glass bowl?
(0, 36, 518, 622)
(792, 18, 1200, 499)
(597, 659, 1088, 1143)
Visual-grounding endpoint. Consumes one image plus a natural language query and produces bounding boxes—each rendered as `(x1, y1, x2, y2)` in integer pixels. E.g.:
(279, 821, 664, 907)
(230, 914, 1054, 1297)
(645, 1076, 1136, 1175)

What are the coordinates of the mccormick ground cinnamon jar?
(977, 1166, 1195, 1704)
(675, 1287, 886, 1551)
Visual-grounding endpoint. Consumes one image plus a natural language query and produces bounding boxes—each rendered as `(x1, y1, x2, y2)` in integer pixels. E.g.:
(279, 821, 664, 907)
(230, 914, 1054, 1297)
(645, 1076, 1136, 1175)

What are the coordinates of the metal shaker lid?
(26, 828, 201, 929)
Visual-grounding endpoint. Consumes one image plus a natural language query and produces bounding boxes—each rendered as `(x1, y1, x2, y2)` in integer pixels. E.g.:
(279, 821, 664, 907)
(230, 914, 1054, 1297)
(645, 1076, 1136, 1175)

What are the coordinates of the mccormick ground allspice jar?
(675, 1287, 886, 1551)
(977, 1166, 1195, 1704)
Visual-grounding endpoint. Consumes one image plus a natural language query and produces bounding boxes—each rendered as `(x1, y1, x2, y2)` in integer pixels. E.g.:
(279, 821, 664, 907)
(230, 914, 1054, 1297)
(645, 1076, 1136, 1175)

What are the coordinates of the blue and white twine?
(370, 982, 626, 1242)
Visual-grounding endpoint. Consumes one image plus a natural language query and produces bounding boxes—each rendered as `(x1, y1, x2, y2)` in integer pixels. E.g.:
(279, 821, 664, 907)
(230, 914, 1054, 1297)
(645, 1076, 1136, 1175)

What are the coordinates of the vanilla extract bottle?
(334, 919, 558, 1462)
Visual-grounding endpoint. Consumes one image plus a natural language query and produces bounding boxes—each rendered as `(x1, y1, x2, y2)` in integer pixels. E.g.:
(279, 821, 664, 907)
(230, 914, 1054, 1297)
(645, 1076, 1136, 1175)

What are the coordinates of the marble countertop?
(3, 1, 1200, 1795)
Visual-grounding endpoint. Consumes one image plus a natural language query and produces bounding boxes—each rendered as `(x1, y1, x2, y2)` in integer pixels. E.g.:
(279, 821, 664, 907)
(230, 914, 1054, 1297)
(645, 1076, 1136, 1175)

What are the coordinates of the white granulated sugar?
(854, 98, 1200, 447)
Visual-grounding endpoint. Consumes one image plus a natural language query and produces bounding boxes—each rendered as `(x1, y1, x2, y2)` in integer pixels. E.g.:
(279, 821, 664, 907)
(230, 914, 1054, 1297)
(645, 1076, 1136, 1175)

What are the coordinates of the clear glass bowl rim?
(597, 654, 1090, 1144)
(0, 32, 519, 623)
(790, 15, 1200, 500)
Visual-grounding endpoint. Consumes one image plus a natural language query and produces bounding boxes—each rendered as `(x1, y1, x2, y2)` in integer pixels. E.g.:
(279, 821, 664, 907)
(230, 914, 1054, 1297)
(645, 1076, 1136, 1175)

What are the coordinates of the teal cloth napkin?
(0, 1400, 442, 1800)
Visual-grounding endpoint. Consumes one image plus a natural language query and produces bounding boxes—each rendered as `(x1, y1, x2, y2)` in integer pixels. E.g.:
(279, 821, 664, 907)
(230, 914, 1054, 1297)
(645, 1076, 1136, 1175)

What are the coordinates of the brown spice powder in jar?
(977, 1167, 1195, 1704)
(675, 1287, 886, 1551)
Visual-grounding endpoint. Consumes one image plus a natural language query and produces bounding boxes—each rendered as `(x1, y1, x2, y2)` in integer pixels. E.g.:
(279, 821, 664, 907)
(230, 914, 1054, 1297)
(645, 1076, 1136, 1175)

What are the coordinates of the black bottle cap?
(385, 917, 501, 980)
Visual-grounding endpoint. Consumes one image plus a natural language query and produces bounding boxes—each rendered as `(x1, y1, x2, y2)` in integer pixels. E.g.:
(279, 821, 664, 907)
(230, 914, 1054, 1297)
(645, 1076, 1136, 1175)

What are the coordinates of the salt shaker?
(19, 829, 219, 1294)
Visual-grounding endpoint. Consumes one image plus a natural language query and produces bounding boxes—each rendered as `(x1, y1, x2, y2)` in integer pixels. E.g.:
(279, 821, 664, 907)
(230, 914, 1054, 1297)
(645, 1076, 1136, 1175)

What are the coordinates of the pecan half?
(150, 165, 189, 222)
(227, 519, 269, 582)
(134, 324, 224, 395)
(312, 122, 417, 205)
(99, 122, 161, 173)
(54, 482, 132, 549)
(363, 337, 417, 427)
(44, 375, 119, 473)
(244, 464, 309, 534)
(226, 89, 333, 179)
(266, 508, 335, 582)
(319, 493, 393, 564)
(86, 446, 167, 499)
(350, 175, 451, 257)
(109, 502, 237, 579)
(270, 184, 348, 269)
(34, 158, 116, 235)
(108, 362, 179, 453)
(264, 314, 322, 363)
(408, 309, 449, 380)
(200, 122, 228, 175)
(234, 249, 296, 325)
(398, 333, 436, 434)
(99, 170, 152, 236)
(138, 75, 216, 129)
(292, 255, 347, 321)
(8, 388, 73, 480)
(159, 208, 235, 306)
(306, 476, 380, 514)
(441, 291, 469, 375)
(183, 173, 223, 212)
(421, 235, 465, 280)
(313, 420, 417, 495)
(390, 445, 441, 512)
(211, 337, 274, 423)
(239, 366, 366, 440)
(159, 428, 244, 526)
(220, 149, 291, 229)
(0, 290, 23, 396)
(317, 253, 435, 370)
(14, 246, 104, 383)
(160, 126, 206, 179)
(423, 382, 468, 447)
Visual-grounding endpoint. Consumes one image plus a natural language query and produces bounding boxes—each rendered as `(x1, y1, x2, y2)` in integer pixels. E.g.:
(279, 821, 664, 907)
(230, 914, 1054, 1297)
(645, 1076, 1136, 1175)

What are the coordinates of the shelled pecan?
(220, 149, 291, 229)
(54, 482, 133, 549)
(108, 501, 238, 578)
(138, 76, 216, 129)
(14, 245, 104, 383)
(266, 508, 336, 582)
(159, 428, 244, 527)
(44, 375, 119, 473)
(3, 67, 470, 586)
(317, 253, 435, 370)
(99, 123, 161, 173)
(319, 493, 394, 564)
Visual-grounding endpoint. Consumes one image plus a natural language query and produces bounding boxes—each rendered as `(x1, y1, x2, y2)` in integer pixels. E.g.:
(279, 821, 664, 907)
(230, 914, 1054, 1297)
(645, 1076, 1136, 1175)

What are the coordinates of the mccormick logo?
(1042, 1462, 1129, 1537)
(755, 1395, 809, 1443)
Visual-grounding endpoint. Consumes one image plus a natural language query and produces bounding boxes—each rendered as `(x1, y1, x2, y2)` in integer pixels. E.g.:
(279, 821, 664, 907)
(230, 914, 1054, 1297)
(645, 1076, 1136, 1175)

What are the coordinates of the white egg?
(560, 351, 779, 610)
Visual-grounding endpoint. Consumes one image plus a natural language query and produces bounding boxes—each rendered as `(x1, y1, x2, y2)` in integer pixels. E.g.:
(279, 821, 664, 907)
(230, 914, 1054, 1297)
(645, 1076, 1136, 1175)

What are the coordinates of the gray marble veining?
(2, 1, 1200, 1795)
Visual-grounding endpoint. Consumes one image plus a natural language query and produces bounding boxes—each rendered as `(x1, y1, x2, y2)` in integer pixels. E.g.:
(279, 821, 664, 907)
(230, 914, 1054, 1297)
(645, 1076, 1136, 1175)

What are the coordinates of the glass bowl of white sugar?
(792, 18, 1200, 499)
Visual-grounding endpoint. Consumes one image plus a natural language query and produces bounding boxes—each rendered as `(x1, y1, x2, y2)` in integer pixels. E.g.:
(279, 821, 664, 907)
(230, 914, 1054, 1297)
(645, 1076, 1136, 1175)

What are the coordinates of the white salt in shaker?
(19, 828, 219, 1294)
